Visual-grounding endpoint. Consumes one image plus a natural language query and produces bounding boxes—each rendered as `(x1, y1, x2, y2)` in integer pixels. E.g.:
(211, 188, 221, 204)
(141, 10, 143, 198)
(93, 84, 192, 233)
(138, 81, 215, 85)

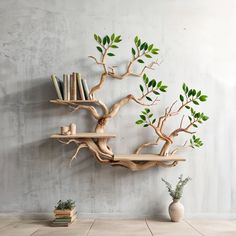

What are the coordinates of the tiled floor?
(0, 218, 235, 236)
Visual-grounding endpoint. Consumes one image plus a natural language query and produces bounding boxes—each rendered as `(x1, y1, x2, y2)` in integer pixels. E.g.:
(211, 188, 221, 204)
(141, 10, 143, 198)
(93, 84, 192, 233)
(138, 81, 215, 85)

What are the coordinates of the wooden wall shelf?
(114, 154, 185, 162)
(51, 133, 116, 139)
(50, 99, 98, 104)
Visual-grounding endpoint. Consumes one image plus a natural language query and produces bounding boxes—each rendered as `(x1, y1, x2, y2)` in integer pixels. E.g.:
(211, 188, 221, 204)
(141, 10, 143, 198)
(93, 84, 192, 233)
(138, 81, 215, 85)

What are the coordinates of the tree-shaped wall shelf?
(50, 34, 208, 171)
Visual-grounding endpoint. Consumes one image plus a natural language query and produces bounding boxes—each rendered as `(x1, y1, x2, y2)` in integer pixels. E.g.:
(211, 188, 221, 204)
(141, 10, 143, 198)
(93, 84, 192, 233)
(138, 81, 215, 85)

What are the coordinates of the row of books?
(52, 208, 77, 227)
(51, 73, 91, 101)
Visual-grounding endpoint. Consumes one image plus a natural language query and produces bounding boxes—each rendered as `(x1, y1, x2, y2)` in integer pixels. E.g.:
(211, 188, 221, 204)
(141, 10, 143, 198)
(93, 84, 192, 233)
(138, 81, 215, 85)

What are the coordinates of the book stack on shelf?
(51, 72, 91, 101)
(52, 207, 77, 227)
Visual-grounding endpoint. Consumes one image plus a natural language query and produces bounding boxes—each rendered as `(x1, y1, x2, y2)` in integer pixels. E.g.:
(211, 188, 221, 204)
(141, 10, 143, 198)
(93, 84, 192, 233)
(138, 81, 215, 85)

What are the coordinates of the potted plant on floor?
(162, 175, 191, 222)
(53, 199, 77, 227)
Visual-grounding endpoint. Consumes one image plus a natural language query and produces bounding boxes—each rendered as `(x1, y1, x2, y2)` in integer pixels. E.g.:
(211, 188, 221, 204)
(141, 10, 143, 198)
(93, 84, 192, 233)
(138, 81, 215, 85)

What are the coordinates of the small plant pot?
(168, 199, 184, 222)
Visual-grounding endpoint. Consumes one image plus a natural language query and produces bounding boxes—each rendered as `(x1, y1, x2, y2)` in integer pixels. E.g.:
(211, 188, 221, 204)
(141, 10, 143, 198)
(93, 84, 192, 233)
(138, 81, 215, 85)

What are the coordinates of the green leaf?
(107, 53, 115, 56)
(137, 39, 141, 47)
(140, 42, 146, 50)
(143, 124, 149, 127)
(152, 80, 157, 87)
(202, 115, 209, 121)
(94, 34, 98, 41)
(188, 116, 192, 122)
(139, 84, 144, 92)
(199, 95, 208, 102)
(193, 124, 198, 128)
(142, 111, 147, 115)
(153, 90, 160, 95)
(138, 59, 144, 63)
(111, 45, 119, 48)
(157, 81, 162, 88)
(180, 95, 184, 102)
(152, 118, 156, 124)
(185, 105, 190, 109)
(148, 80, 154, 87)
(136, 120, 144, 124)
(96, 46, 103, 53)
(188, 89, 193, 97)
(132, 48, 136, 56)
(103, 36, 107, 45)
(160, 86, 167, 92)
(145, 108, 150, 113)
(97, 36, 102, 44)
(106, 35, 110, 44)
(193, 100, 199, 105)
(134, 36, 139, 44)
(111, 33, 115, 41)
(140, 115, 146, 120)
(192, 89, 196, 96)
(144, 43, 148, 50)
(146, 96, 152, 101)
(148, 44, 154, 51)
(114, 35, 122, 43)
(197, 90, 201, 97)
(151, 48, 159, 54)
(145, 54, 152, 58)
(182, 83, 186, 92)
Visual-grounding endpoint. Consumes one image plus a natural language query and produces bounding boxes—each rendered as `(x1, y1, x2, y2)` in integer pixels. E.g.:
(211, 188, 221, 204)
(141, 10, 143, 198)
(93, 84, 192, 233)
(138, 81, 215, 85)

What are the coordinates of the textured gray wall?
(0, 0, 235, 218)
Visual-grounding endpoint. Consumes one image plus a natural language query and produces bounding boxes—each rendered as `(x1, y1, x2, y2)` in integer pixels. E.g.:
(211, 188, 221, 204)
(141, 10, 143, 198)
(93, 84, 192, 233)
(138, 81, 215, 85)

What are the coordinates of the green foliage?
(94, 33, 122, 56)
(179, 83, 208, 107)
(55, 199, 76, 210)
(188, 107, 209, 128)
(133, 36, 159, 62)
(135, 108, 156, 127)
(162, 175, 191, 200)
(190, 135, 203, 148)
(138, 74, 168, 102)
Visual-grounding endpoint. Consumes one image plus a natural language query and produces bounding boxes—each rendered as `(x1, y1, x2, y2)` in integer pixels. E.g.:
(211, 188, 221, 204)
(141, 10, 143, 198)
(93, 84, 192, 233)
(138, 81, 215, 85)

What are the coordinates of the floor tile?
(187, 219, 236, 236)
(87, 219, 151, 236)
(147, 219, 201, 236)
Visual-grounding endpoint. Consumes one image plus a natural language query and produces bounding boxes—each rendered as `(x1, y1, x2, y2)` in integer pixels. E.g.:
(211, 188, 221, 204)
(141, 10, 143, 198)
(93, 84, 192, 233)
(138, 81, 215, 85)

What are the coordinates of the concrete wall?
(0, 0, 235, 218)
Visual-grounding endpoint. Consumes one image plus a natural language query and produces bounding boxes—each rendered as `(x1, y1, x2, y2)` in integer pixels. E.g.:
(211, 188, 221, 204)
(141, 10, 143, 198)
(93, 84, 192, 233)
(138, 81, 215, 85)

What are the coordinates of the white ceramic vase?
(168, 199, 184, 222)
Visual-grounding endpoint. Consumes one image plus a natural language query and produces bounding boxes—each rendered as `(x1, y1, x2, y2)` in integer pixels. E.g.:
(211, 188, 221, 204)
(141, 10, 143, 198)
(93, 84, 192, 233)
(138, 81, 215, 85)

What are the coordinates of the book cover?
(54, 208, 77, 216)
(70, 73, 77, 100)
(76, 73, 85, 100)
(67, 74, 70, 100)
(82, 79, 91, 100)
(63, 74, 68, 100)
(55, 76, 64, 100)
(51, 75, 63, 100)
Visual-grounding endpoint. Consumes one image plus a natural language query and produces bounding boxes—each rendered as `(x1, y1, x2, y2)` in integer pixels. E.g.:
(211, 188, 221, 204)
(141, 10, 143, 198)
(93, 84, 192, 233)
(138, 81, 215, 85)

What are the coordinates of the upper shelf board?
(51, 133, 116, 139)
(50, 99, 98, 104)
(114, 154, 186, 162)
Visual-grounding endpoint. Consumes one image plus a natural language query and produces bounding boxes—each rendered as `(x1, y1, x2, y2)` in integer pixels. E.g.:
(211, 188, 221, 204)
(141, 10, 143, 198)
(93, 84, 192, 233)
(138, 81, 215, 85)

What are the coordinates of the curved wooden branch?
(70, 143, 87, 166)
(72, 105, 101, 119)
(89, 72, 107, 99)
(111, 160, 178, 171)
(135, 138, 160, 154)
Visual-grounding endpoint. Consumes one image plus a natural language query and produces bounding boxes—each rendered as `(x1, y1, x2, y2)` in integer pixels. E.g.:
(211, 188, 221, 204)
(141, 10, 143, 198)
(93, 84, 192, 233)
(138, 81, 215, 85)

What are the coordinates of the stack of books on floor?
(51, 72, 91, 101)
(52, 207, 77, 227)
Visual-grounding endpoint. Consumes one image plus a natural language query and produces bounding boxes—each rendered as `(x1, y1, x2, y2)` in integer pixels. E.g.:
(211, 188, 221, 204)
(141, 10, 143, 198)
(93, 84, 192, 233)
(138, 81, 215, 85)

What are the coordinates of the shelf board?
(114, 154, 185, 162)
(50, 99, 98, 104)
(51, 133, 116, 139)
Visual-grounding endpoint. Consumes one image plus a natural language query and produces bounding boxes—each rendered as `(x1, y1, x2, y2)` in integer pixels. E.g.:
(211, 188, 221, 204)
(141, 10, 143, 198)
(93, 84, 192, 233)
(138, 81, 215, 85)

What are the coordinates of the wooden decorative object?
(50, 34, 208, 171)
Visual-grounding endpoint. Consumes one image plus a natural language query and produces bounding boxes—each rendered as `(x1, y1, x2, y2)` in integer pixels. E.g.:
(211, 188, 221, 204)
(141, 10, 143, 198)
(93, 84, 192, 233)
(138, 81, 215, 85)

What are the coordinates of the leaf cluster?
(161, 174, 191, 200)
(188, 107, 209, 128)
(132, 36, 159, 63)
(55, 199, 76, 210)
(179, 83, 208, 107)
(94, 33, 122, 56)
(190, 135, 203, 148)
(135, 108, 156, 127)
(139, 74, 167, 102)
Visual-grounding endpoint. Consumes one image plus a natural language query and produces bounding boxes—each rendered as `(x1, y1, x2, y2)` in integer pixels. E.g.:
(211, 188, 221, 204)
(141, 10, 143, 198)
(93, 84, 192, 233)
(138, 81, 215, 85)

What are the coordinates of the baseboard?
(0, 212, 235, 220)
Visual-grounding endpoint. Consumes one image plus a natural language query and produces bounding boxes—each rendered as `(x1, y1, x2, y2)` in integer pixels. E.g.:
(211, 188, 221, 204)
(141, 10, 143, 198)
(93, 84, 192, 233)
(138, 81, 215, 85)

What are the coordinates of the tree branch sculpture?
(53, 33, 209, 171)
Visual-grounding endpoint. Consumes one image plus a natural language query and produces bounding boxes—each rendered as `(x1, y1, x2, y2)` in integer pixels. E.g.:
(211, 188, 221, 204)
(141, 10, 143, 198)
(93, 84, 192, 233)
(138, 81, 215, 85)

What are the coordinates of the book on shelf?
(51, 75, 63, 100)
(54, 207, 77, 216)
(70, 72, 77, 100)
(76, 73, 85, 100)
(82, 79, 91, 100)
(51, 73, 91, 101)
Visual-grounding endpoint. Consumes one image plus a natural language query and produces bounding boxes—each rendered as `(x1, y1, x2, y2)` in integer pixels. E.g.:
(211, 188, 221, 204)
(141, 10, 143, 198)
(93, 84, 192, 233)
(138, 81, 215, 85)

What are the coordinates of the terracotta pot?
(168, 199, 184, 222)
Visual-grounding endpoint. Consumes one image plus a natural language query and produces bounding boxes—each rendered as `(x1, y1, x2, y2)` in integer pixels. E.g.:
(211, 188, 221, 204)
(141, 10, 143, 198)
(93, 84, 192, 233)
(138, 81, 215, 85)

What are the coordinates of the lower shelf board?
(113, 154, 186, 162)
(51, 133, 116, 139)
